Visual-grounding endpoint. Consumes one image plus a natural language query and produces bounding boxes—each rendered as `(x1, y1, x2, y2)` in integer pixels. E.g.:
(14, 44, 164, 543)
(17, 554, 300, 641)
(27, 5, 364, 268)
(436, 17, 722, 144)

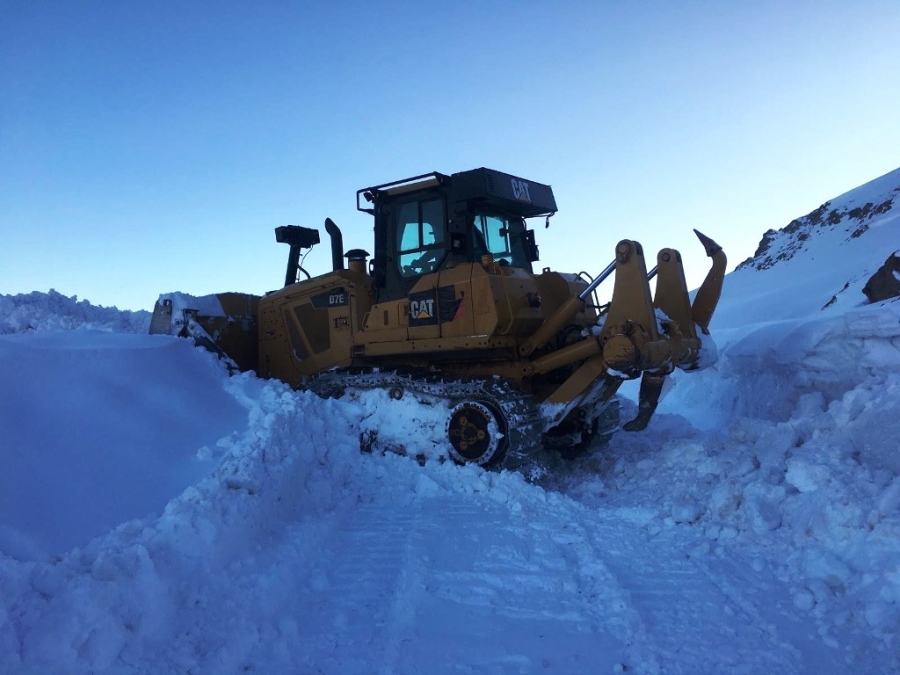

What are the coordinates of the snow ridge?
(0, 290, 151, 335)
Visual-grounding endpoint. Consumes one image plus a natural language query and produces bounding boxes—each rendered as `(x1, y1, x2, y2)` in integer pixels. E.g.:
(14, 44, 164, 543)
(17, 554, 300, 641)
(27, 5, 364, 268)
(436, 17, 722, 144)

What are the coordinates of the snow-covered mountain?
(739, 169, 898, 274)
(0, 170, 898, 674)
(715, 167, 900, 329)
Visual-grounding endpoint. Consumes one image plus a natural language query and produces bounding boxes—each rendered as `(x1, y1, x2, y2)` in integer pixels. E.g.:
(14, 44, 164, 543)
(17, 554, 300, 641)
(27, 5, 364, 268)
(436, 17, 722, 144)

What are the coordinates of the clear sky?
(2, 0, 898, 311)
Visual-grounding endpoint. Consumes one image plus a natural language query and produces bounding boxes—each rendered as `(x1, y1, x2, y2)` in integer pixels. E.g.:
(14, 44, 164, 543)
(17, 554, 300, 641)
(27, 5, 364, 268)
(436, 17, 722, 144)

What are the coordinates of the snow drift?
(0, 290, 150, 335)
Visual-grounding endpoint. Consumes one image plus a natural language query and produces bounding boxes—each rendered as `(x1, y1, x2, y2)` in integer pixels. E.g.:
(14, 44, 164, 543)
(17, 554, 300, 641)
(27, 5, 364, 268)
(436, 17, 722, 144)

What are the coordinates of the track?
(306, 368, 617, 470)
(308, 369, 547, 466)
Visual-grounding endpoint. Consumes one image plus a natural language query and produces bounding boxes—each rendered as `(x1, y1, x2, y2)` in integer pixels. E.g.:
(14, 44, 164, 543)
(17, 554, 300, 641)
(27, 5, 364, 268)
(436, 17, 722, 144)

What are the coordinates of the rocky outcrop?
(862, 252, 900, 303)
(737, 190, 897, 273)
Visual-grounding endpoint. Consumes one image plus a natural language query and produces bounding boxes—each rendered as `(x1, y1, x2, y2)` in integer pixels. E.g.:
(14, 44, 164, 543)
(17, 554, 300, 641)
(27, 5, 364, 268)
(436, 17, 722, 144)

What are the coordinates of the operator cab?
(358, 168, 557, 302)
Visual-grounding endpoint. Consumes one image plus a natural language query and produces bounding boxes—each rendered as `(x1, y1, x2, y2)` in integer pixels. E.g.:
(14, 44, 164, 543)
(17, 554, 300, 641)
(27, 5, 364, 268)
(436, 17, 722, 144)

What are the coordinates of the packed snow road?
(288, 486, 815, 675)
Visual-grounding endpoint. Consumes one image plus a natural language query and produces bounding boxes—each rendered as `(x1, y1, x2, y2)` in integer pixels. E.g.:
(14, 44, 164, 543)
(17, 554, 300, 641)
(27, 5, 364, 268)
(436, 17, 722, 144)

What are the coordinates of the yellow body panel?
(256, 261, 601, 390)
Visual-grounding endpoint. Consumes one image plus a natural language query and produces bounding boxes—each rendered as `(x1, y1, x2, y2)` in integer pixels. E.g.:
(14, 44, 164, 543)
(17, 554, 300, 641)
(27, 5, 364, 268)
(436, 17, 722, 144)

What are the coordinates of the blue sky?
(2, 1, 898, 311)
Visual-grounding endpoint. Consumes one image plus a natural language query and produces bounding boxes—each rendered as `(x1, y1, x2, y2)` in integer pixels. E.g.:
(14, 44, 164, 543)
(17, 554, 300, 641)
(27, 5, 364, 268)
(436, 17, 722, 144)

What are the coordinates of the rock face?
(733, 168, 900, 308)
(862, 252, 900, 303)
(737, 190, 897, 273)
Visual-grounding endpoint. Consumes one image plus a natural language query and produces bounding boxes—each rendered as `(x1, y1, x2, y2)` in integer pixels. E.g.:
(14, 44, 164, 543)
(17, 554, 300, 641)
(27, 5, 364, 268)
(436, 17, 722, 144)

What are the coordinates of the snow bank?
(664, 302, 900, 426)
(0, 373, 342, 672)
(0, 331, 251, 558)
(0, 290, 150, 335)
(554, 297, 900, 660)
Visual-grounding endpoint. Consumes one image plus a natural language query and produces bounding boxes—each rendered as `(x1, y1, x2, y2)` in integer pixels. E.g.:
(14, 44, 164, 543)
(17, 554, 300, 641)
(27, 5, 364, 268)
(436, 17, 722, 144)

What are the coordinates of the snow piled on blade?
(155, 291, 227, 320)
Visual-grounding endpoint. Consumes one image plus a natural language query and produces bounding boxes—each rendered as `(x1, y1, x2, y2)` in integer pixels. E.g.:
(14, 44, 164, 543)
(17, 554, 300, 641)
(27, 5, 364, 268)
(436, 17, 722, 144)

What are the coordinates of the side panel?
(360, 298, 409, 343)
(354, 263, 551, 359)
(490, 266, 544, 336)
(258, 271, 373, 387)
(533, 271, 599, 327)
(470, 264, 544, 338)
(435, 265, 475, 339)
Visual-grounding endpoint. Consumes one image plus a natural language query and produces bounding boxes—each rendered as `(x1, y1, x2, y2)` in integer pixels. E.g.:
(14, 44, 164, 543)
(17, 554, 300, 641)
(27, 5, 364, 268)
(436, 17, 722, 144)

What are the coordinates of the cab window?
(472, 213, 528, 267)
(396, 198, 445, 277)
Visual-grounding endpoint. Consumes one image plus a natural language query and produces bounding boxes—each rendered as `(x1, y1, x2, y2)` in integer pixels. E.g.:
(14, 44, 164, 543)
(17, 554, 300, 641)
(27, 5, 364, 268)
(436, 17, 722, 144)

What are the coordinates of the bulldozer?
(151, 168, 726, 468)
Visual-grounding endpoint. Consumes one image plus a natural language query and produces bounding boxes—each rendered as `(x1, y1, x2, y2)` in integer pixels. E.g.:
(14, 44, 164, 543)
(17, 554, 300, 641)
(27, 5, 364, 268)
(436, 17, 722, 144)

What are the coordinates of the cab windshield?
(471, 213, 530, 268)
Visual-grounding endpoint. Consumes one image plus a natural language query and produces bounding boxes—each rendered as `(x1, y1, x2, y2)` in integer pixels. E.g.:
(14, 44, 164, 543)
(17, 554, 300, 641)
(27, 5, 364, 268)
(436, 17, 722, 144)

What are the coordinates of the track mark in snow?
(325, 506, 423, 672)
(589, 518, 805, 674)
(298, 496, 628, 674)
(691, 553, 867, 674)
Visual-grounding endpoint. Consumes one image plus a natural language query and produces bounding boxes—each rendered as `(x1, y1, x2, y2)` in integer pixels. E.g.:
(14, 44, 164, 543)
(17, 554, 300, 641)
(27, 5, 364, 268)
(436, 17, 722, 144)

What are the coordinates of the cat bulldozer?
(151, 168, 726, 468)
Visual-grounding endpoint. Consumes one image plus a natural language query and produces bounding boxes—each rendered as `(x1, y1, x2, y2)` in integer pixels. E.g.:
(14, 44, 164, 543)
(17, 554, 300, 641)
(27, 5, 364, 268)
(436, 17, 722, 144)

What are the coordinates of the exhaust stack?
(325, 218, 345, 271)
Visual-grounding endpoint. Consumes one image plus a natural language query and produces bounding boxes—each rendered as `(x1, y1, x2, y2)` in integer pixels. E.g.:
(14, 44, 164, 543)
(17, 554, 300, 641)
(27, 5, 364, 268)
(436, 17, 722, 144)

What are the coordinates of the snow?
(155, 292, 228, 320)
(1, 170, 899, 674)
(0, 290, 150, 335)
(0, 330, 249, 556)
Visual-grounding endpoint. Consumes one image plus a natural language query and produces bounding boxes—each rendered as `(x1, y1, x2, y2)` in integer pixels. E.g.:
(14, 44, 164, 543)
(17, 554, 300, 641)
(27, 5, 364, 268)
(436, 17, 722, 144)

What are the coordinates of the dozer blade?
(149, 292, 261, 372)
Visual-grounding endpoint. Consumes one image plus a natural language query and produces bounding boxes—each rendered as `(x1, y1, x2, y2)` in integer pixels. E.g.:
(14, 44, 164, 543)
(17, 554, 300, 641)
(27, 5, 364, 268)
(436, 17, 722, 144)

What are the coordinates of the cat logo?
(408, 289, 439, 326)
(510, 178, 532, 203)
(410, 298, 435, 320)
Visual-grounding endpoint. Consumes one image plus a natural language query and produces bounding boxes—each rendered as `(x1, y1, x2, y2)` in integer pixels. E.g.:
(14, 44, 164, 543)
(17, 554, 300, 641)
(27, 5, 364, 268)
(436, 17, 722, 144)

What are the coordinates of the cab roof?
(358, 167, 557, 218)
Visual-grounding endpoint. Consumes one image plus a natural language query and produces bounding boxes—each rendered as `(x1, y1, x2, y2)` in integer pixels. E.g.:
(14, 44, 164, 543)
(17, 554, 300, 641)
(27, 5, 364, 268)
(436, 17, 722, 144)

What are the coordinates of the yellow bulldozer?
(151, 168, 726, 468)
